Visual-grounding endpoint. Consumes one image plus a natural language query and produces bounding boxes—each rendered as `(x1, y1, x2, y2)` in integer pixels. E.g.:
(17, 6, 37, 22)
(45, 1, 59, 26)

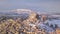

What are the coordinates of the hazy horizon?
(0, 0, 60, 13)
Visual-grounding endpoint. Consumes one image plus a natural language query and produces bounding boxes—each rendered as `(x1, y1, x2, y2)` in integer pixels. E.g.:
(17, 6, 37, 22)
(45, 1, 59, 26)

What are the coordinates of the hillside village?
(0, 9, 60, 34)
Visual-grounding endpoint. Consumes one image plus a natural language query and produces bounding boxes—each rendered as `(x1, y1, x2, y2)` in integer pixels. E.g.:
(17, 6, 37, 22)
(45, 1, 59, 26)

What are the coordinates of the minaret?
(40, 14, 47, 23)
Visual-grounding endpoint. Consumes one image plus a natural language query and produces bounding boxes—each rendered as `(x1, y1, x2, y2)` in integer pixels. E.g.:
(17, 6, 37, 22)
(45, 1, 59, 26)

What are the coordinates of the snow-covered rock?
(37, 23, 54, 32)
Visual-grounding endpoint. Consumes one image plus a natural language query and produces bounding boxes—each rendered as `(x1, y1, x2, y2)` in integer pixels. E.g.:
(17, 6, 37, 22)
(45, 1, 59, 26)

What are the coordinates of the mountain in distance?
(0, 9, 60, 19)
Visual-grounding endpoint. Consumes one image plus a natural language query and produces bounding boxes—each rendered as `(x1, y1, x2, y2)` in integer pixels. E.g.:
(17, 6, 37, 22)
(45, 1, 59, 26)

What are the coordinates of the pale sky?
(0, 0, 60, 13)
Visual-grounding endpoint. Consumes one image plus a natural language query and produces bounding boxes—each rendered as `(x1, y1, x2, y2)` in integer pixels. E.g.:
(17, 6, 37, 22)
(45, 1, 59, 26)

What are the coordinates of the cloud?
(11, 9, 34, 14)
